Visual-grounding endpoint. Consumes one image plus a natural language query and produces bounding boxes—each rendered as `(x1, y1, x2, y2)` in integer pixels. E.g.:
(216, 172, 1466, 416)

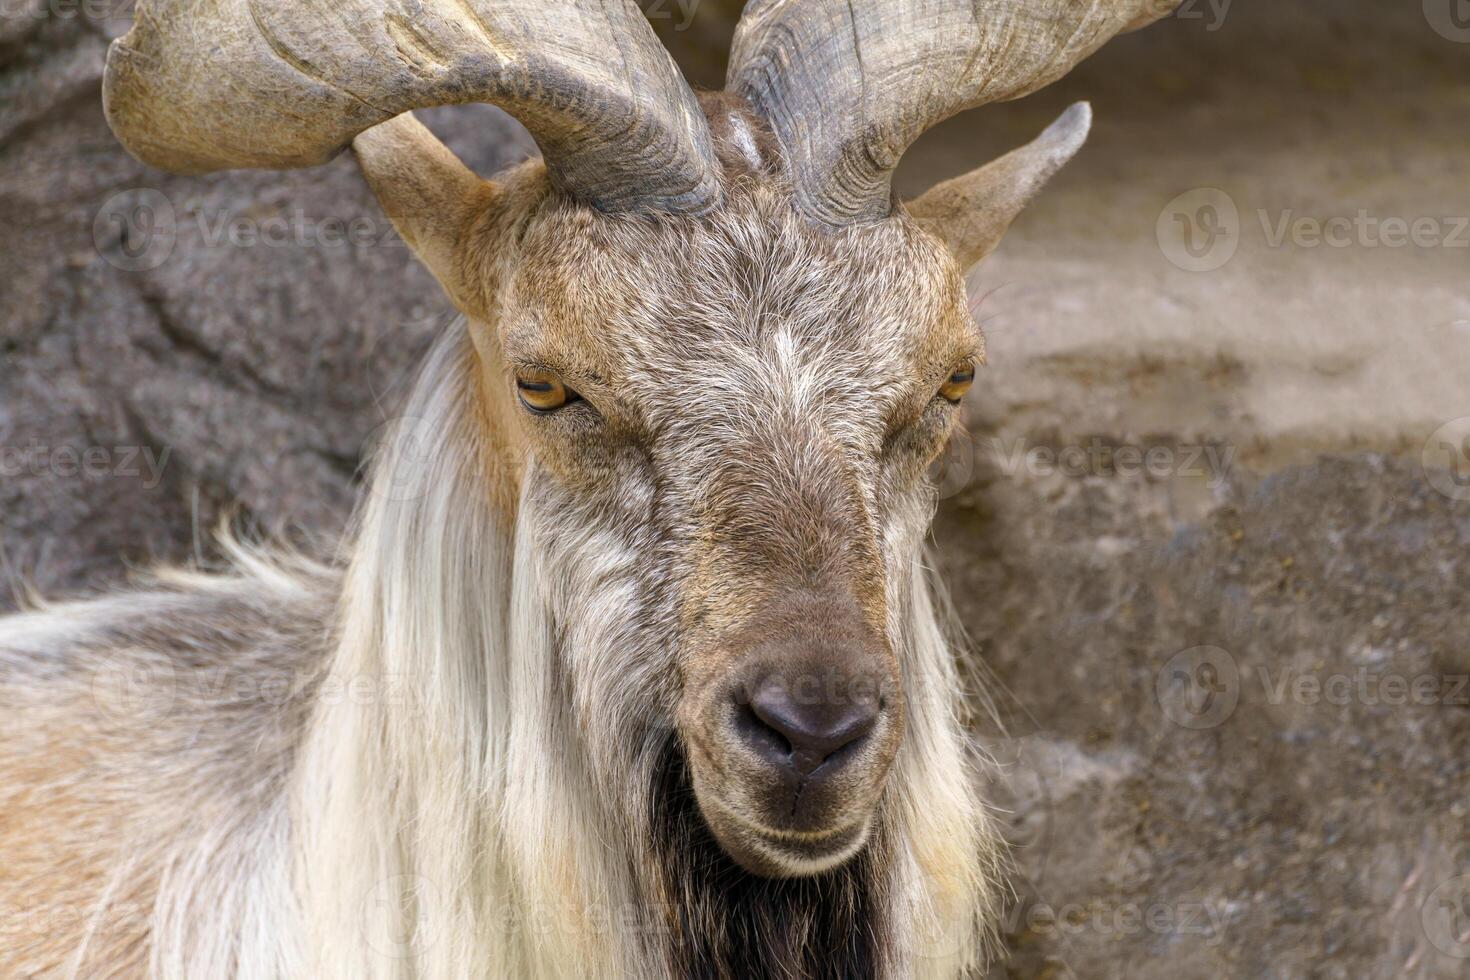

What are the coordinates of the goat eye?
(516, 370, 579, 413)
(939, 360, 976, 403)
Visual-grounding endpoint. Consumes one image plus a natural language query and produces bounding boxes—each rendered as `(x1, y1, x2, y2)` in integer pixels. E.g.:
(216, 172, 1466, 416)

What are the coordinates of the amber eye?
(515, 370, 579, 413)
(939, 360, 976, 403)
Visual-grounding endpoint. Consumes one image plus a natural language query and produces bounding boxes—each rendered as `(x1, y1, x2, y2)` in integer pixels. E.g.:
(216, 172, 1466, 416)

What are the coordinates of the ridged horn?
(103, 0, 720, 214)
(727, 0, 1178, 226)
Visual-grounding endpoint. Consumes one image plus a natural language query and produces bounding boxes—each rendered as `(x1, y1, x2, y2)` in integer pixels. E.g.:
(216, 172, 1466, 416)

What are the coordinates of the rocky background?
(1, 1, 1466, 977)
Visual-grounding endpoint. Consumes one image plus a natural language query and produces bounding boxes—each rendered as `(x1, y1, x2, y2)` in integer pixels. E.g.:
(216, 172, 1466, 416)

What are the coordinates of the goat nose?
(736, 676, 880, 777)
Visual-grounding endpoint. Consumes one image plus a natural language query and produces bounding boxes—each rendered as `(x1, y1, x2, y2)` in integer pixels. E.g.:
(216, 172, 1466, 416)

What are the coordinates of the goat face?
(340, 91, 1094, 880)
(472, 145, 980, 877)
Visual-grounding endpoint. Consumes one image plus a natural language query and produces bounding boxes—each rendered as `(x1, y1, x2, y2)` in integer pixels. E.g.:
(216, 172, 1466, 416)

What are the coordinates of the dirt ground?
(2, 1, 1466, 977)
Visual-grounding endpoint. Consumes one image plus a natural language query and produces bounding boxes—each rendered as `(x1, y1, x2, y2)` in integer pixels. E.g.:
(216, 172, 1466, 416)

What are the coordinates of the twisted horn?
(104, 0, 719, 214)
(727, 0, 1178, 226)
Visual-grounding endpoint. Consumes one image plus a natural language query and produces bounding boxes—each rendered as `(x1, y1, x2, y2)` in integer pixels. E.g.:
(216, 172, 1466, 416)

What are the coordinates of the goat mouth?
(701, 794, 873, 878)
(657, 729, 878, 878)
(736, 819, 873, 878)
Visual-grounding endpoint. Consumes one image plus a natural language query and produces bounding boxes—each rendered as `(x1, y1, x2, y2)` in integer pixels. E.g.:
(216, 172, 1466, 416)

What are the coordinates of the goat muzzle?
(683, 591, 904, 878)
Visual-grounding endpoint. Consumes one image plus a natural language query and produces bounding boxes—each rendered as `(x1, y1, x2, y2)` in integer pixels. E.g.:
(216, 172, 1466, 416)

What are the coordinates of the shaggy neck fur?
(648, 736, 889, 978)
(286, 320, 999, 979)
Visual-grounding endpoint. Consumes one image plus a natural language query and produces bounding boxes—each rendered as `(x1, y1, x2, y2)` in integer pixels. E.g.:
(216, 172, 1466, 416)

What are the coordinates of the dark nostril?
(735, 678, 880, 777)
(734, 700, 794, 760)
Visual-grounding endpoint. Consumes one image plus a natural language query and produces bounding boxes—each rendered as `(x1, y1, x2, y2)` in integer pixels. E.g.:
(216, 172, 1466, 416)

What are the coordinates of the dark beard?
(646, 737, 891, 980)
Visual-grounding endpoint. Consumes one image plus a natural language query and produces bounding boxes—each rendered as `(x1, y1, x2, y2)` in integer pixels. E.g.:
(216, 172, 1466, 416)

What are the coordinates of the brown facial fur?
(456, 100, 982, 875)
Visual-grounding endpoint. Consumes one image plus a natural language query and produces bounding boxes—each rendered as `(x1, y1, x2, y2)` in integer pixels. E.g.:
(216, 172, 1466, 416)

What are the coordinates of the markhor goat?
(0, 1, 1175, 976)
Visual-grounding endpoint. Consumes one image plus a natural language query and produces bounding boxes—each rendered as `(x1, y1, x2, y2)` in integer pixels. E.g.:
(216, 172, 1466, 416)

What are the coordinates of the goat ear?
(906, 102, 1092, 272)
(353, 114, 499, 320)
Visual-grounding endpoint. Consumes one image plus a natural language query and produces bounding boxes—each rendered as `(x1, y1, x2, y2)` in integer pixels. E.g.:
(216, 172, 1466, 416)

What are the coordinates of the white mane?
(2, 319, 1001, 978)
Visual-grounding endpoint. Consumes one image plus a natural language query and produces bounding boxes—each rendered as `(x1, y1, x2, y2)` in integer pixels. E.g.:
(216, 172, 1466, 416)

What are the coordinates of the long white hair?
(1, 317, 1001, 979)
(289, 319, 1002, 977)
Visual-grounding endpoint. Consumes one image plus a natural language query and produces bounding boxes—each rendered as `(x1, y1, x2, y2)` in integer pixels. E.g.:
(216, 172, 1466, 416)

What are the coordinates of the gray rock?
(0, 9, 535, 597)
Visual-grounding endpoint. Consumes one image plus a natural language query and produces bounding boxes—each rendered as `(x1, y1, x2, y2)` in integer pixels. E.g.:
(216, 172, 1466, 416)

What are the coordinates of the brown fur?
(0, 568, 333, 976)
